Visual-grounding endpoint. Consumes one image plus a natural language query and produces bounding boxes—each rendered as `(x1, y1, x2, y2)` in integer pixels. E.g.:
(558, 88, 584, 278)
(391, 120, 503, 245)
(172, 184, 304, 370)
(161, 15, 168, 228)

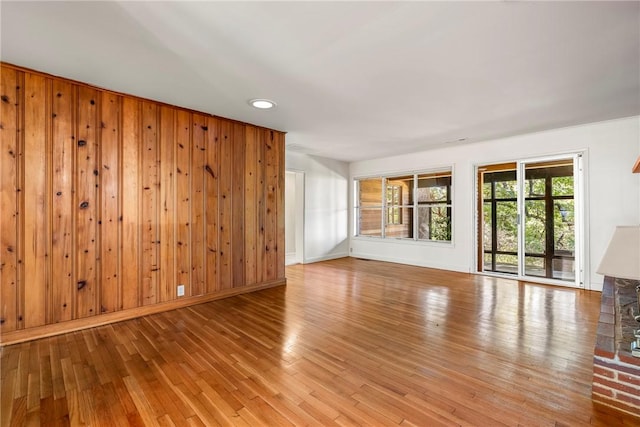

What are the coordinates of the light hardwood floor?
(1, 258, 638, 426)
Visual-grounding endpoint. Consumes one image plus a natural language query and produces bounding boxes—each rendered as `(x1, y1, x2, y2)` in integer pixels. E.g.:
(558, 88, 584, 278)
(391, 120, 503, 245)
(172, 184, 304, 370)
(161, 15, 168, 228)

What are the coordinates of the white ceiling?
(2, 1, 639, 162)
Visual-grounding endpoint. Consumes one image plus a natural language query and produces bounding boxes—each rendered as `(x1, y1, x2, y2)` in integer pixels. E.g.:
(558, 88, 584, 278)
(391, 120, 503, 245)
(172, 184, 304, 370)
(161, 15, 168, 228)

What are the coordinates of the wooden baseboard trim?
(0, 279, 286, 347)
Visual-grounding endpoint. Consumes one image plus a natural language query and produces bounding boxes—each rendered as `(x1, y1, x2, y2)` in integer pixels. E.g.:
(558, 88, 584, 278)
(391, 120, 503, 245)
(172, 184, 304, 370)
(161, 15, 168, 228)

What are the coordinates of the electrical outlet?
(177, 284, 185, 297)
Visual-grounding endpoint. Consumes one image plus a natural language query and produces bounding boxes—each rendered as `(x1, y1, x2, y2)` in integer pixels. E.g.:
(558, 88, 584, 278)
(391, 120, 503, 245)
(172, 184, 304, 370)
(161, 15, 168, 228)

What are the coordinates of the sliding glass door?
(481, 164, 518, 274)
(478, 154, 583, 287)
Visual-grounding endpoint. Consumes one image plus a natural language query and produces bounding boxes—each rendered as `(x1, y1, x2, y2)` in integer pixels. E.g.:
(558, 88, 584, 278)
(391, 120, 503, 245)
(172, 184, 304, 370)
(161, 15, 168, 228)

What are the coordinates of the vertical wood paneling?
(99, 93, 121, 314)
(50, 80, 75, 323)
(191, 115, 206, 296)
(218, 120, 233, 290)
(264, 131, 278, 281)
(23, 73, 48, 328)
(244, 127, 257, 286)
(120, 97, 140, 310)
(0, 68, 20, 331)
(232, 123, 245, 287)
(159, 106, 175, 302)
(0, 64, 286, 343)
(256, 129, 266, 284)
(140, 102, 159, 306)
(75, 87, 99, 318)
(275, 131, 286, 279)
(15, 73, 25, 331)
(205, 117, 219, 294)
(175, 110, 191, 296)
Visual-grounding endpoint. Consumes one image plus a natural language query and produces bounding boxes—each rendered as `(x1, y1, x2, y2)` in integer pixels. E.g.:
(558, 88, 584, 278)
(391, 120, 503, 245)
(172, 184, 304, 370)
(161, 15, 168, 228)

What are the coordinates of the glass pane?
(385, 184, 403, 225)
(523, 159, 576, 282)
(358, 208, 382, 237)
(553, 258, 575, 281)
(524, 256, 545, 277)
(417, 172, 451, 203)
(552, 176, 573, 196)
(482, 182, 492, 200)
(483, 253, 493, 271)
(386, 207, 413, 239)
(358, 178, 382, 207)
(417, 206, 451, 241)
(416, 186, 447, 203)
(483, 202, 492, 251)
(525, 178, 545, 197)
(385, 186, 394, 204)
(524, 200, 546, 255)
(494, 254, 518, 274)
(496, 202, 517, 253)
(387, 176, 414, 205)
(494, 180, 517, 199)
(554, 200, 574, 254)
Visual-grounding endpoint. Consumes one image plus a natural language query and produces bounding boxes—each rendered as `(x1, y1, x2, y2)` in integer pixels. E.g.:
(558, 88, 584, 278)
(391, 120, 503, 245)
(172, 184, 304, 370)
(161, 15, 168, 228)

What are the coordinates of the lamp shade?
(596, 225, 640, 280)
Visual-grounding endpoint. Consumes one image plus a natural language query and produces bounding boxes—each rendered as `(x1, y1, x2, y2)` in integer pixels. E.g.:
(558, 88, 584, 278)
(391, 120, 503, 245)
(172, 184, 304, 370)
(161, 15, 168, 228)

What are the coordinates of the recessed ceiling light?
(249, 99, 276, 109)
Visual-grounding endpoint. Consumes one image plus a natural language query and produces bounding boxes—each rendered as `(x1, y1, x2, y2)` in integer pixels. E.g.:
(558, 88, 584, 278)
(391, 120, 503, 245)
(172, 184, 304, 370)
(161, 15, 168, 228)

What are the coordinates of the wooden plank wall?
(0, 63, 286, 344)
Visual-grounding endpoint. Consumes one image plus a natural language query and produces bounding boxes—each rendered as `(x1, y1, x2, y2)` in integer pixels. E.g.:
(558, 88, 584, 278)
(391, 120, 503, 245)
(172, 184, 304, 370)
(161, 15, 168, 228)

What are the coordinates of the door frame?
(474, 151, 587, 288)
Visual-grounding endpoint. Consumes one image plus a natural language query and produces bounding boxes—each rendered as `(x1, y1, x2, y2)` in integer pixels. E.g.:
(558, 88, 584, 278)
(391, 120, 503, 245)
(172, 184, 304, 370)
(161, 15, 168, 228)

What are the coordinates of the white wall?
(286, 151, 350, 263)
(349, 116, 640, 291)
(284, 171, 297, 264)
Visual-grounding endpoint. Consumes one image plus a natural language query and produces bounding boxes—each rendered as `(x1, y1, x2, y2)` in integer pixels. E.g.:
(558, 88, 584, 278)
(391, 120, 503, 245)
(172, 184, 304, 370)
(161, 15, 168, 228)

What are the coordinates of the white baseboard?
(303, 252, 349, 264)
(285, 253, 298, 266)
(350, 252, 469, 273)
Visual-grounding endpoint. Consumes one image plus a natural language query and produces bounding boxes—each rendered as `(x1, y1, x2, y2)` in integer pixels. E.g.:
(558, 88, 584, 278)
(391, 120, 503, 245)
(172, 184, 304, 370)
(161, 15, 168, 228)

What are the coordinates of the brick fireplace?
(592, 276, 640, 417)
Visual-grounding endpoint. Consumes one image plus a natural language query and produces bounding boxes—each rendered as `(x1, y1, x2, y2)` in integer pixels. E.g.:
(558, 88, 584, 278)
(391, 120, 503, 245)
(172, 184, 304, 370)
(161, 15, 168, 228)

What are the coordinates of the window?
(355, 168, 452, 242)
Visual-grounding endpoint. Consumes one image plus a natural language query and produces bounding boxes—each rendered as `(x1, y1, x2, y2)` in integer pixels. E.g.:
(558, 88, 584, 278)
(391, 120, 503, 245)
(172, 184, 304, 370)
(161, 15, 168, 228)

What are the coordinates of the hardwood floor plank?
(172, 383, 220, 427)
(39, 395, 70, 427)
(1, 258, 638, 426)
(25, 364, 40, 418)
(97, 381, 132, 426)
(185, 416, 206, 427)
(8, 396, 26, 427)
(0, 368, 16, 427)
(63, 389, 81, 426)
(123, 375, 162, 425)
(157, 414, 177, 427)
